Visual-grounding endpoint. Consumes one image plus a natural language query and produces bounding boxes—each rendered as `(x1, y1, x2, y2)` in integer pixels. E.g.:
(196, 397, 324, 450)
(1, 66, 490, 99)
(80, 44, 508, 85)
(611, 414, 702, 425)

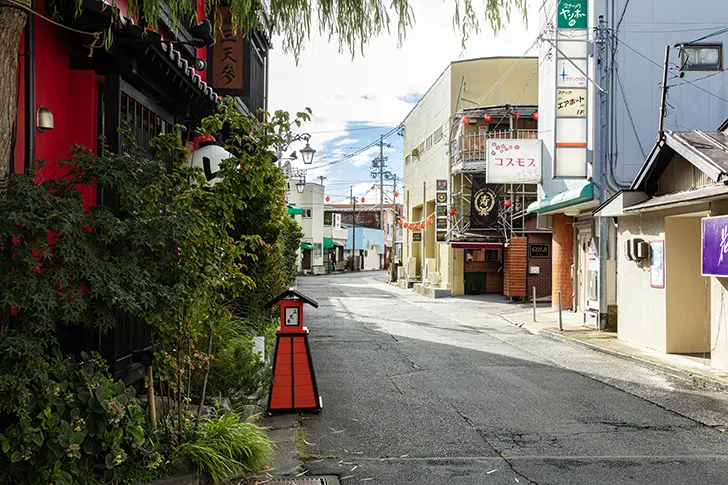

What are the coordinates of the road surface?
(297, 272, 728, 485)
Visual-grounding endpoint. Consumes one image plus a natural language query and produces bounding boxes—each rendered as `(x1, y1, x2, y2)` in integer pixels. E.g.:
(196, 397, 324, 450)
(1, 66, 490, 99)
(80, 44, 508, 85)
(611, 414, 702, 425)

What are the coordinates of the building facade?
(288, 183, 326, 274)
(530, 0, 728, 327)
(401, 56, 552, 299)
(345, 227, 386, 271)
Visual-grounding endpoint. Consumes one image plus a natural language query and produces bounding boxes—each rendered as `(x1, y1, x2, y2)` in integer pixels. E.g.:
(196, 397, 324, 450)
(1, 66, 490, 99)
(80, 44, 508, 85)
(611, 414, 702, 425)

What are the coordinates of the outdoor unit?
(625, 238, 648, 261)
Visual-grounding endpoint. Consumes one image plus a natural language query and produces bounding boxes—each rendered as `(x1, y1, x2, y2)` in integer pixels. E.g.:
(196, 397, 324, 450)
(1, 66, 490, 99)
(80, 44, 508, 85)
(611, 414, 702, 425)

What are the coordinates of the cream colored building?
(287, 182, 325, 274)
(596, 123, 728, 372)
(400, 57, 539, 297)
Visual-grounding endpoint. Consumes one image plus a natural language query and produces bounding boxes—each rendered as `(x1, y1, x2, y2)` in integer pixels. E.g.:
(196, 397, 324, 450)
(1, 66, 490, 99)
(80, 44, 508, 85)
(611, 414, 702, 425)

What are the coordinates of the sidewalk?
(502, 306, 728, 392)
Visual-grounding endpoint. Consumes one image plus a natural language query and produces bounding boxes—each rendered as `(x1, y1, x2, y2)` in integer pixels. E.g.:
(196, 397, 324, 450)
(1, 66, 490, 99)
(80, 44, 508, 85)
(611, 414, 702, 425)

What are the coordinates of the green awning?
(301, 242, 316, 250)
(287, 204, 303, 215)
(323, 238, 334, 249)
(527, 183, 595, 215)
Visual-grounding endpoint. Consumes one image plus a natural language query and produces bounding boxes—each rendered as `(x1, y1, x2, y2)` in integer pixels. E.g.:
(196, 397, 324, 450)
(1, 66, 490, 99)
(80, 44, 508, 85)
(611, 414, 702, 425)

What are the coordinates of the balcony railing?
(451, 130, 539, 174)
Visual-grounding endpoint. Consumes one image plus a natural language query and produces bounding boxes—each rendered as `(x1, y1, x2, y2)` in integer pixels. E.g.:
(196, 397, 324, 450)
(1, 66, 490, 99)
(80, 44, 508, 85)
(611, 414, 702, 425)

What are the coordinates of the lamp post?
(291, 169, 307, 194)
(277, 133, 316, 167)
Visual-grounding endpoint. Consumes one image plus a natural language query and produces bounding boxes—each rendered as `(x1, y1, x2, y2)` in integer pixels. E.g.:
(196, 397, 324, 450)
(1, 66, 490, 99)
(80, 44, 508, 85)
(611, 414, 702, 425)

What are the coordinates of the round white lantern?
(188, 143, 234, 186)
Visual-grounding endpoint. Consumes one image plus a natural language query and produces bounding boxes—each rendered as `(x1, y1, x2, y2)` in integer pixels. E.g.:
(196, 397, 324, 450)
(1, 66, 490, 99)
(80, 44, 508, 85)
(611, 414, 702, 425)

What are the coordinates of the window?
(682, 43, 723, 71)
(486, 250, 500, 262)
(426, 135, 433, 150)
(302, 208, 312, 218)
(418, 141, 425, 154)
(405, 154, 411, 165)
(433, 126, 444, 143)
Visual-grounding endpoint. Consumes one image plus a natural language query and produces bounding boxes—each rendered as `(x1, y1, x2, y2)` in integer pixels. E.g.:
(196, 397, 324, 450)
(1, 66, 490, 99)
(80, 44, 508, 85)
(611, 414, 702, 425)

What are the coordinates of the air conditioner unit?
(625, 238, 648, 261)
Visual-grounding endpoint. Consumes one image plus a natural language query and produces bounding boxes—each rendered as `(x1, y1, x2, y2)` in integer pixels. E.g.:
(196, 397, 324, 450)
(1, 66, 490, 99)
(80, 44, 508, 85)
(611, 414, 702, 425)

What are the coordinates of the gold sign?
(473, 188, 497, 217)
(436, 193, 448, 204)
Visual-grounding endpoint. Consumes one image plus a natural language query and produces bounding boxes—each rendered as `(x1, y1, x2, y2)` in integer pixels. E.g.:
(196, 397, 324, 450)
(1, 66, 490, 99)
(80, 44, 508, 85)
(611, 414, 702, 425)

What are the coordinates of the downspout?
(24, 0, 35, 175)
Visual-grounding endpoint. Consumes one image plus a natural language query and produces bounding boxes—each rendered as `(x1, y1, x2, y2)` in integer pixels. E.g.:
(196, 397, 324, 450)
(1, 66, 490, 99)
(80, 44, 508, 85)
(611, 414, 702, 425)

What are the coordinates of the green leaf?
(105, 452, 114, 469)
(55, 470, 73, 485)
(69, 431, 84, 446)
(10, 451, 22, 462)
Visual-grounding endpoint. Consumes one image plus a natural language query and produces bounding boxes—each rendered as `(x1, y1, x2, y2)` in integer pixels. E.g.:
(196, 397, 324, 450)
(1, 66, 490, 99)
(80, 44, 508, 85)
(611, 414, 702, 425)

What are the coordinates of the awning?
(288, 204, 303, 215)
(527, 183, 596, 215)
(333, 241, 345, 247)
(624, 183, 728, 213)
(323, 238, 334, 249)
(451, 242, 503, 250)
(301, 242, 316, 250)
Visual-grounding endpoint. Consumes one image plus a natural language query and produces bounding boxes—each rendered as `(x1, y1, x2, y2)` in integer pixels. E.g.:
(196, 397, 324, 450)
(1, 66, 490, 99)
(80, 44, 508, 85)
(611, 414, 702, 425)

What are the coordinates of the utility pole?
(658, 45, 671, 138)
(378, 135, 385, 233)
(317, 175, 327, 185)
(350, 186, 357, 272)
(422, 181, 426, 280)
(392, 174, 398, 264)
(597, 16, 609, 331)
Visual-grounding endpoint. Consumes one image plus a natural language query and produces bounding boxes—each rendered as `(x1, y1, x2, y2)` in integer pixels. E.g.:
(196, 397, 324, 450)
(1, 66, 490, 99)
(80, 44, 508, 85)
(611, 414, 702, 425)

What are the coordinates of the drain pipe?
(24, 0, 36, 175)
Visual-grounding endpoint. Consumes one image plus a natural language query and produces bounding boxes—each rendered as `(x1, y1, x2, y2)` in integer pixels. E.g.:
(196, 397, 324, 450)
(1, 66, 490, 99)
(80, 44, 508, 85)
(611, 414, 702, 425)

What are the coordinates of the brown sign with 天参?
(529, 243, 550, 259)
(209, 7, 245, 95)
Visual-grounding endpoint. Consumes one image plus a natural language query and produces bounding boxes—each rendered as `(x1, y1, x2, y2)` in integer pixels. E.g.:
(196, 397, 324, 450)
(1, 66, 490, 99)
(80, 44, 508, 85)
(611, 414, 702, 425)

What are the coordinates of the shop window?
(302, 208, 312, 218)
(682, 43, 723, 71)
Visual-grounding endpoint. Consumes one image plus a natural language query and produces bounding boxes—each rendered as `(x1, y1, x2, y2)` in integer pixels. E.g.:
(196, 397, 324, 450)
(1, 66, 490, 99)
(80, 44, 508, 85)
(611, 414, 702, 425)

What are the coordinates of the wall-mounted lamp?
(37, 106, 54, 133)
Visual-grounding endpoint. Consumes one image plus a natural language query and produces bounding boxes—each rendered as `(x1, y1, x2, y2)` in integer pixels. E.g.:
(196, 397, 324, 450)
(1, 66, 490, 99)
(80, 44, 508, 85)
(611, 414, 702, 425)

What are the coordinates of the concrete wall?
(617, 212, 667, 352)
(665, 216, 709, 353)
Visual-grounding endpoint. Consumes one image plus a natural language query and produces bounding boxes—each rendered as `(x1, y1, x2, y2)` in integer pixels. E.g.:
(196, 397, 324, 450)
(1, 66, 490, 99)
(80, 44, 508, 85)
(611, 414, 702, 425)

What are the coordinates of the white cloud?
(335, 138, 359, 146)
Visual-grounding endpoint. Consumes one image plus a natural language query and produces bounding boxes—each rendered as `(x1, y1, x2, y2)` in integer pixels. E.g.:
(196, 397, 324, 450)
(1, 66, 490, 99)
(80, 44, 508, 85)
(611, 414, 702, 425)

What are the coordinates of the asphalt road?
(297, 272, 728, 485)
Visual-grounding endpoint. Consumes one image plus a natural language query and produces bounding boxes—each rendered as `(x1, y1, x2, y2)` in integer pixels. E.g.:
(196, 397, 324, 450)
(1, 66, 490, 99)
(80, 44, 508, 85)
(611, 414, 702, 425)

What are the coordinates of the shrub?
(203, 334, 273, 403)
(179, 412, 274, 484)
(0, 351, 151, 485)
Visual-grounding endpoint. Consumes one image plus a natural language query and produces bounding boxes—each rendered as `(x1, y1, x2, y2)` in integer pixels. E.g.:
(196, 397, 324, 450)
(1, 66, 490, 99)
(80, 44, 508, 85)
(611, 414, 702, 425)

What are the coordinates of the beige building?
(400, 57, 541, 297)
(287, 182, 326, 274)
(596, 123, 728, 371)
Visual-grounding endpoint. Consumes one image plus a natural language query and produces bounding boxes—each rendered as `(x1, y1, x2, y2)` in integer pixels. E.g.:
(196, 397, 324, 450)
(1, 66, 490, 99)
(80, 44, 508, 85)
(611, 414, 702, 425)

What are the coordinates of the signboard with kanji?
(486, 139, 543, 184)
(209, 7, 245, 95)
(557, 1, 588, 29)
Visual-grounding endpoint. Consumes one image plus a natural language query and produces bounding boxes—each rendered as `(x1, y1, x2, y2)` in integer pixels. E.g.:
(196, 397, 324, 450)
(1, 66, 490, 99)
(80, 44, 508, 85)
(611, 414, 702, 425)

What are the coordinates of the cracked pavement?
(295, 272, 728, 484)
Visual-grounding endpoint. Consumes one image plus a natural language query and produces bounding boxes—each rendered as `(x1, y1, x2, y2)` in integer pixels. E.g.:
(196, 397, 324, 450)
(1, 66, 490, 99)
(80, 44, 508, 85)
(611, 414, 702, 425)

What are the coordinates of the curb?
(536, 327, 728, 393)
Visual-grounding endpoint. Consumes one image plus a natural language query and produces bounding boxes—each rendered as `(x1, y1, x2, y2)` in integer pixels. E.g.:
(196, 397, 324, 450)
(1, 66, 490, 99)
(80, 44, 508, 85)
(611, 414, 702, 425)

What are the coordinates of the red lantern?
(394, 191, 399, 198)
(484, 113, 492, 122)
(325, 196, 331, 202)
(531, 111, 539, 121)
(428, 218, 433, 225)
(513, 111, 521, 120)
(449, 208, 456, 216)
(361, 197, 366, 203)
(462, 116, 469, 125)
(404, 223, 409, 229)
(417, 224, 423, 230)
(398, 219, 404, 226)
(504, 199, 512, 208)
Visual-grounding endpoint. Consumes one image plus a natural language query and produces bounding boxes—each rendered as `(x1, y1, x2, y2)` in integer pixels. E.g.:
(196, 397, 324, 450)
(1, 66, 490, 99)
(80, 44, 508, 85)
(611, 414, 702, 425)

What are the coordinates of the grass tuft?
(180, 412, 275, 484)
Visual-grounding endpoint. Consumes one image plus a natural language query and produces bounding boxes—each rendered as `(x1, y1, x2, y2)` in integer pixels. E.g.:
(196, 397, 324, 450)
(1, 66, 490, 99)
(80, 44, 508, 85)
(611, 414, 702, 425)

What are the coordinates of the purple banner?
(702, 216, 728, 277)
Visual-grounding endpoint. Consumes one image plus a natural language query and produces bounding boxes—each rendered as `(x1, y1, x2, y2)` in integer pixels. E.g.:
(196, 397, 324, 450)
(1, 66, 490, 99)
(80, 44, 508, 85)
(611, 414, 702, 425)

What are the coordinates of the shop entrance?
(576, 230, 598, 313)
(464, 249, 503, 295)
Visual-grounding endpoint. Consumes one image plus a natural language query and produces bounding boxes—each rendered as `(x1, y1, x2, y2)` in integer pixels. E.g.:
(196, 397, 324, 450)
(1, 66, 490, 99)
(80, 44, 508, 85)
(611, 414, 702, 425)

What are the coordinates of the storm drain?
(245, 479, 328, 485)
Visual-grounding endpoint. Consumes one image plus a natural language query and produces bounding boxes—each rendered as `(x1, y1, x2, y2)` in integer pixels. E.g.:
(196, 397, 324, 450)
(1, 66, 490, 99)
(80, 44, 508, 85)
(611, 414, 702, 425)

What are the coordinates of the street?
(298, 272, 728, 485)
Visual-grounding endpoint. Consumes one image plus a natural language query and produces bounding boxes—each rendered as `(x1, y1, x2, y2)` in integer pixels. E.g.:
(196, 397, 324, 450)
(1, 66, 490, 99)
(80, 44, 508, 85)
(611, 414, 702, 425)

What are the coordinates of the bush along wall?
(0, 101, 309, 484)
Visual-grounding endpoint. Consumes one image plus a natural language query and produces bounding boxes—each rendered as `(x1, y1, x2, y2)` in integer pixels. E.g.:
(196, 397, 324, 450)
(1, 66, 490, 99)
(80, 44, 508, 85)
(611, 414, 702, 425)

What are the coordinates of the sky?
(269, 0, 542, 204)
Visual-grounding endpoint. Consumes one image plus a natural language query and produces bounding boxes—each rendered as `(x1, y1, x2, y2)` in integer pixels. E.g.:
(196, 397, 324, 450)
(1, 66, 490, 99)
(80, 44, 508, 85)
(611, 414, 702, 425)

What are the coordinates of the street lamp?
(299, 142, 316, 165)
(276, 133, 316, 167)
(291, 169, 307, 194)
(296, 179, 306, 193)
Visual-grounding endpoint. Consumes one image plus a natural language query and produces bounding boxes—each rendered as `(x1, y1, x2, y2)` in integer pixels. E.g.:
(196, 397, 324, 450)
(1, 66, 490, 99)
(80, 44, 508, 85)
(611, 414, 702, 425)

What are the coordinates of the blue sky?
(269, 0, 540, 202)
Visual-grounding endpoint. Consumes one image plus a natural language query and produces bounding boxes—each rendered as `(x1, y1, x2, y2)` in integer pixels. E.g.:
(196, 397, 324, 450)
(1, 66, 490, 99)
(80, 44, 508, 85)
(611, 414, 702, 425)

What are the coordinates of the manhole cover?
(246, 479, 328, 485)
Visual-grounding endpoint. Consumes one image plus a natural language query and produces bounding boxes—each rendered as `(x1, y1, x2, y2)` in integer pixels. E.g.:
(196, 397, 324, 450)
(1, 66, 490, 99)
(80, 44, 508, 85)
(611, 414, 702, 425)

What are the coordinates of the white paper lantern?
(188, 143, 233, 186)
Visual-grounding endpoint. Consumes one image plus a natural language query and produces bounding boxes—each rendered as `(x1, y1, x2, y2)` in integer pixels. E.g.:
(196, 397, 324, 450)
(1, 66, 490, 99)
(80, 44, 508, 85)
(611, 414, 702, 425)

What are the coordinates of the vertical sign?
(436, 179, 448, 242)
(208, 7, 245, 95)
(554, 0, 589, 178)
(334, 213, 342, 230)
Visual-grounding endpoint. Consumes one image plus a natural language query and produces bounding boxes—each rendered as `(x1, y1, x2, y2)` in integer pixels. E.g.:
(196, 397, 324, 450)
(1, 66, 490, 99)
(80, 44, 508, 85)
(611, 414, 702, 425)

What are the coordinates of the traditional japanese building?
(11, 0, 270, 383)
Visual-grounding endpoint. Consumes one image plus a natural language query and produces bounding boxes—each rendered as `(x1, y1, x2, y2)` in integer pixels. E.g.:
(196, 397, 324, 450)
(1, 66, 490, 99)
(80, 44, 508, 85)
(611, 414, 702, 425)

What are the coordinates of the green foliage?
(0, 352, 152, 485)
(203, 333, 272, 403)
(179, 412, 274, 484)
(81, 0, 526, 61)
(281, 215, 304, 285)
